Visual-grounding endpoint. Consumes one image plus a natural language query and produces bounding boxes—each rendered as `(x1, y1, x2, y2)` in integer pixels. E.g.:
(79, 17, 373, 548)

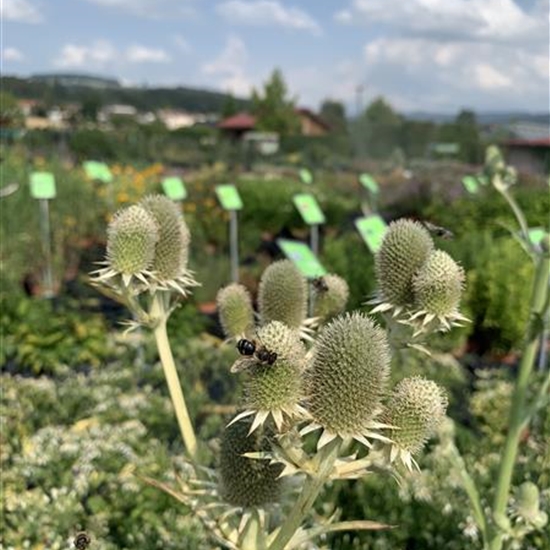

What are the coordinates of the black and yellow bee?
(73, 532, 91, 550)
(236, 338, 277, 366)
(421, 221, 454, 240)
(312, 276, 329, 293)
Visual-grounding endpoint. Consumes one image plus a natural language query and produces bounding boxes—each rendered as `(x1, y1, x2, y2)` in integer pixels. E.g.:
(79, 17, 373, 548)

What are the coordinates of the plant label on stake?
(299, 168, 313, 185)
(215, 184, 243, 282)
(293, 193, 325, 226)
(462, 176, 479, 194)
(355, 214, 387, 254)
(29, 172, 56, 297)
(277, 239, 327, 279)
(83, 161, 113, 183)
(359, 173, 379, 194)
(163, 177, 187, 201)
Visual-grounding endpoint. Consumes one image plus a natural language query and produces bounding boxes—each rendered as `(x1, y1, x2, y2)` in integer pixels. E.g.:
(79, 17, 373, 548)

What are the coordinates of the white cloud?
(173, 35, 191, 54)
(201, 35, 256, 97)
(126, 45, 170, 63)
(54, 40, 171, 69)
(1, 0, 42, 23)
(336, 0, 547, 46)
(217, 0, 322, 35)
(2, 47, 25, 62)
(472, 64, 512, 90)
(83, 0, 196, 18)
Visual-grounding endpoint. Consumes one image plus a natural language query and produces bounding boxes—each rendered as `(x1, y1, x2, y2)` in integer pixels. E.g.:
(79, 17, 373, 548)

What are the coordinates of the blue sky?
(2, 0, 549, 113)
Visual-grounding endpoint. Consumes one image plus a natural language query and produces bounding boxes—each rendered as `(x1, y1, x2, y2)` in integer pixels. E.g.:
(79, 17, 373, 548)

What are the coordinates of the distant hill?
(406, 110, 550, 126)
(2, 74, 249, 114)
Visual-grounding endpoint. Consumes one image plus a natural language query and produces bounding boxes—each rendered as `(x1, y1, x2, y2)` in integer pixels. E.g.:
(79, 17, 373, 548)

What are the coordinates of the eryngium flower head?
(313, 274, 349, 321)
(106, 205, 159, 278)
(306, 312, 391, 439)
(375, 219, 434, 306)
(413, 250, 464, 317)
(258, 260, 307, 329)
(232, 322, 306, 432)
(218, 417, 284, 508)
(513, 482, 548, 528)
(384, 376, 448, 470)
(139, 195, 189, 281)
(217, 283, 255, 339)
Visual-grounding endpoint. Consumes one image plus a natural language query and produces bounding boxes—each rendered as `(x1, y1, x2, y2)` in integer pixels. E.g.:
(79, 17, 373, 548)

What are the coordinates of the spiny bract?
(306, 312, 391, 435)
(139, 195, 189, 281)
(375, 219, 434, 306)
(313, 274, 349, 321)
(384, 376, 448, 456)
(218, 417, 284, 508)
(216, 283, 255, 339)
(106, 205, 159, 276)
(413, 250, 464, 316)
(258, 260, 307, 329)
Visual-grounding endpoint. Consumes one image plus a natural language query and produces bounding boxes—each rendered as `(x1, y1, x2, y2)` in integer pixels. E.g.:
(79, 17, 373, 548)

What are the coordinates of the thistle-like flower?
(94, 204, 159, 288)
(372, 219, 434, 314)
(410, 250, 468, 332)
(383, 376, 448, 471)
(219, 416, 284, 508)
(313, 274, 349, 321)
(258, 260, 307, 330)
(304, 312, 392, 449)
(139, 194, 197, 295)
(510, 482, 548, 529)
(230, 321, 307, 433)
(216, 283, 255, 339)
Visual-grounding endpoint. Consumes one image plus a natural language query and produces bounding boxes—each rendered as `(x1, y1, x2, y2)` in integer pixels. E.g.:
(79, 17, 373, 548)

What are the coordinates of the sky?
(1, 0, 549, 114)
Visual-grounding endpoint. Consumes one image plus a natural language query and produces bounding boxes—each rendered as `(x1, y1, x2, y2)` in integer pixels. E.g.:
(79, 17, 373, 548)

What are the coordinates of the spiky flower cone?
(217, 283, 255, 339)
(306, 312, 391, 437)
(236, 322, 305, 431)
(413, 250, 464, 317)
(139, 195, 189, 281)
(106, 205, 159, 277)
(384, 376, 447, 468)
(313, 274, 349, 321)
(219, 417, 284, 508)
(375, 219, 434, 306)
(258, 260, 307, 329)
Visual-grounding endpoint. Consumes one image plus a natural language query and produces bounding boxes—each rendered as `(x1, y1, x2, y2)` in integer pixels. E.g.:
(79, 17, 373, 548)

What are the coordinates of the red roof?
(504, 138, 550, 148)
(218, 113, 256, 130)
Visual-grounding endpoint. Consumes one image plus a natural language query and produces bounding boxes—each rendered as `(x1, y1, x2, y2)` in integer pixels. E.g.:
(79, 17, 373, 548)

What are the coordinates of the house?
(157, 109, 196, 130)
(295, 108, 330, 136)
(503, 138, 550, 176)
(218, 112, 257, 140)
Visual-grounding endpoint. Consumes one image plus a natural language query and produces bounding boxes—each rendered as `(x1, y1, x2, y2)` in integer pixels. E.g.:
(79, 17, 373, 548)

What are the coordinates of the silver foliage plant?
(93, 197, 466, 550)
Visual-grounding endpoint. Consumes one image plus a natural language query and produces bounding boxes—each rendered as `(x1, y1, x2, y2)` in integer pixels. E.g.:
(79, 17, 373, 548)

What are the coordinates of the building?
(157, 109, 196, 130)
(295, 108, 330, 136)
(503, 138, 550, 176)
(218, 112, 257, 139)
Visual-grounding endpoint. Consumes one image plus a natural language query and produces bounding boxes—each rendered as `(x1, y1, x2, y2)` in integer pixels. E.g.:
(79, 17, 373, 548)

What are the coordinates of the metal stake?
(230, 210, 239, 283)
(39, 198, 54, 297)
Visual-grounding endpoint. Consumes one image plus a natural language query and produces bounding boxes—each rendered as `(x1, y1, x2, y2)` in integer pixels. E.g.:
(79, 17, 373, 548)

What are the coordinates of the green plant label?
(83, 161, 113, 183)
(29, 172, 56, 199)
(299, 168, 313, 185)
(293, 193, 325, 226)
(359, 173, 379, 194)
(462, 176, 479, 194)
(476, 174, 489, 186)
(528, 227, 546, 247)
(355, 214, 387, 253)
(215, 184, 243, 211)
(277, 239, 327, 278)
(162, 177, 187, 201)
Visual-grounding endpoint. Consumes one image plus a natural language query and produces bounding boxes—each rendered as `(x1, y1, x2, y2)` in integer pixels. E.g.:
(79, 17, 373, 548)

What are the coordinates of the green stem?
(488, 251, 550, 550)
(268, 439, 341, 550)
(150, 292, 198, 459)
(500, 188, 531, 252)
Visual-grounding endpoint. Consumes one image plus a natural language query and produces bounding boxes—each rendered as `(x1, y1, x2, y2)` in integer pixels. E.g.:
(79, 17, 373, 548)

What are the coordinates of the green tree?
(320, 100, 347, 134)
(251, 69, 299, 135)
(221, 94, 239, 118)
(0, 91, 24, 128)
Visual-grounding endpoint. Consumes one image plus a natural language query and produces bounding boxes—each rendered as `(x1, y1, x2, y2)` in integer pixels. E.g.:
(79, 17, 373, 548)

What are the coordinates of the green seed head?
(139, 195, 189, 280)
(218, 417, 283, 508)
(216, 283, 255, 338)
(375, 219, 434, 306)
(106, 205, 159, 275)
(516, 482, 541, 520)
(306, 312, 391, 435)
(244, 322, 304, 412)
(258, 260, 307, 328)
(384, 377, 448, 455)
(313, 274, 349, 321)
(413, 250, 464, 316)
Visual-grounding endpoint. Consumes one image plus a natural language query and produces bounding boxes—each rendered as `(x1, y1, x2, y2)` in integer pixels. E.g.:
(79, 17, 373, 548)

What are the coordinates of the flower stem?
(488, 249, 550, 550)
(151, 292, 198, 459)
(268, 439, 341, 550)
